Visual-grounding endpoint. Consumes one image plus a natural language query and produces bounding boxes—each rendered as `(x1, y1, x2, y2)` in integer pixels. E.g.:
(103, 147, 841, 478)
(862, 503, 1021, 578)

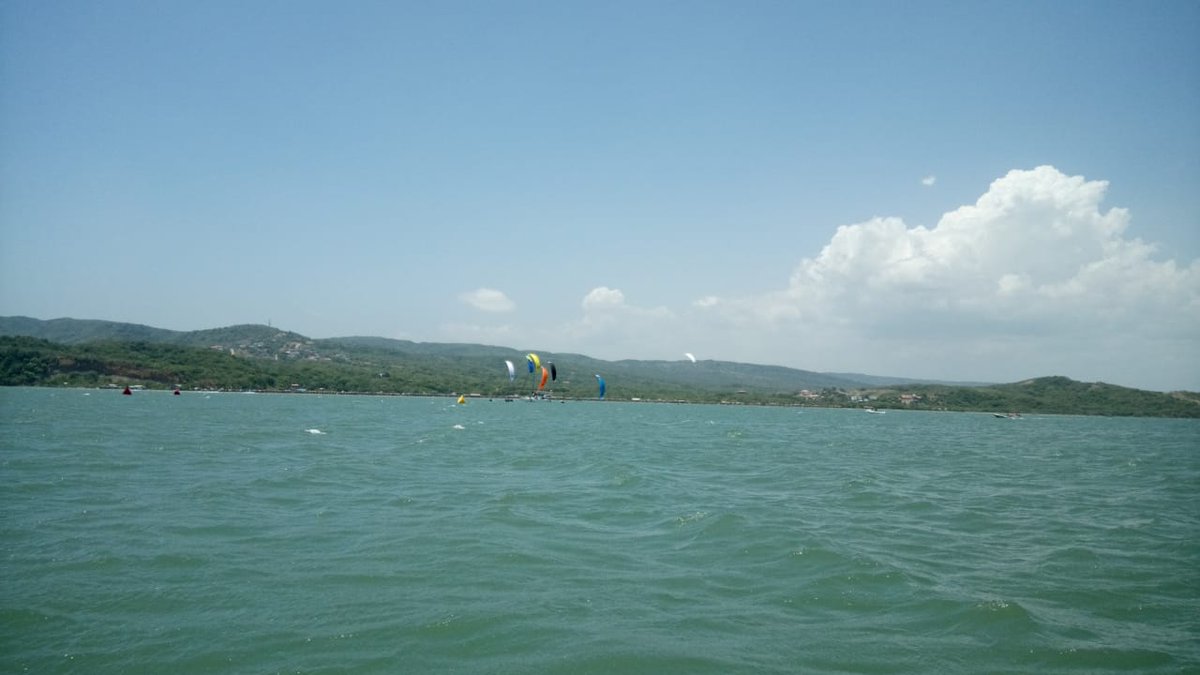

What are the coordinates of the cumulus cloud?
(578, 286, 673, 323)
(581, 286, 625, 309)
(557, 286, 677, 359)
(922, 175, 937, 186)
(689, 166, 1199, 389)
(771, 166, 1195, 332)
(458, 288, 515, 313)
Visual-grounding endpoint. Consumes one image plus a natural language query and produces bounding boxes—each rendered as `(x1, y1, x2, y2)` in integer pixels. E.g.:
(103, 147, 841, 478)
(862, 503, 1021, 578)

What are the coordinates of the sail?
(548, 362, 557, 381)
(457, 394, 466, 405)
(538, 366, 549, 390)
(505, 360, 515, 382)
(595, 374, 606, 399)
(526, 353, 541, 373)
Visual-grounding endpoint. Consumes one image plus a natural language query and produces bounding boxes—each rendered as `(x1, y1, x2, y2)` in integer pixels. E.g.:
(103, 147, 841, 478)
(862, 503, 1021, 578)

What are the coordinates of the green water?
(1, 388, 1197, 673)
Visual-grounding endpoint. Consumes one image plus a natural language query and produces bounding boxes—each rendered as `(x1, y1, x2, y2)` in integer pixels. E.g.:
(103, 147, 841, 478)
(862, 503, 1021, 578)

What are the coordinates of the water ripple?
(1, 390, 1197, 673)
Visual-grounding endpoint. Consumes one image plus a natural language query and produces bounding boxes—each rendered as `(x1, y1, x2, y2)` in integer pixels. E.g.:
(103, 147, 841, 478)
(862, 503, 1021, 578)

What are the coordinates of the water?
(2, 387, 1197, 674)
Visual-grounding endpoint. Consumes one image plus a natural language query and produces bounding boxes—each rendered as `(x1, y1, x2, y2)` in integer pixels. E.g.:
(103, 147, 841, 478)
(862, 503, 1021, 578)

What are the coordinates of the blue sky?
(2, 1, 1198, 391)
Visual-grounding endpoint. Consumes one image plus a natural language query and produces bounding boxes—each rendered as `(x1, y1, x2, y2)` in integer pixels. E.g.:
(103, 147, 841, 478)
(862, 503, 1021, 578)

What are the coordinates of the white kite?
(684, 353, 696, 363)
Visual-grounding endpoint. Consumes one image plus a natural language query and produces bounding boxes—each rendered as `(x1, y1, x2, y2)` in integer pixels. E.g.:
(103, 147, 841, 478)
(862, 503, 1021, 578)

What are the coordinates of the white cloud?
(563, 166, 1198, 390)
(554, 286, 677, 359)
(922, 175, 937, 186)
(581, 286, 625, 309)
(775, 166, 1190, 334)
(581, 287, 673, 323)
(458, 288, 515, 313)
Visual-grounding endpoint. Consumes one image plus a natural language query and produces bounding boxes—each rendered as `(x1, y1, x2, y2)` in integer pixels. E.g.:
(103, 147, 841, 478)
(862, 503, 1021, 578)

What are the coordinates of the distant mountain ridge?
(0, 316, 183, 345)
(823, 372, 995, 388)
(0, 316, 879, 391)
(2, 316, 1197, 416)
(4, 314, 1195, 415)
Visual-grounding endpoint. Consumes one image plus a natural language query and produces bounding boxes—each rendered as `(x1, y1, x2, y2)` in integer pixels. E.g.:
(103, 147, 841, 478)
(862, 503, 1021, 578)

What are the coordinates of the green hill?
(860, 376, 1200, 418)
(1, 317, 1197, 417)
(0, 316, 180, 344)
(0, 317, 868, 394)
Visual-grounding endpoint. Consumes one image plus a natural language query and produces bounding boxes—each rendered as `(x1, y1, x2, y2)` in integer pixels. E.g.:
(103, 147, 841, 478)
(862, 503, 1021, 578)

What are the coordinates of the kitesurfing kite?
(685, 353, 696, 363)
(505, 360, 516, 382)
(595, 374, 606, 400)
(525, 353, 543, 395)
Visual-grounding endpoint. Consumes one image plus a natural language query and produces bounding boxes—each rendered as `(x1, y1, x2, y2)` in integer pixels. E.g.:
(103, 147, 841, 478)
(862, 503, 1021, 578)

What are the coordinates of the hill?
(1, 316, 1197, 417)
(0, 316, 181, 344)
(857, 376, 1200, 418)
(0, 316, 871, 394)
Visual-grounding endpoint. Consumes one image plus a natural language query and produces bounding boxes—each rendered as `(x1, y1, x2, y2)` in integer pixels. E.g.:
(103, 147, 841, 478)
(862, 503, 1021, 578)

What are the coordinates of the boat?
(993, 412, 1021, 419)
(865, 406, 885, 414)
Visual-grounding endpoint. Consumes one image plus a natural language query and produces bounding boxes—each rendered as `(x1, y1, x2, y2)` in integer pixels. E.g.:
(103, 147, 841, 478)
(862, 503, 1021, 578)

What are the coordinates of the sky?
(1, 1, 1198, 392)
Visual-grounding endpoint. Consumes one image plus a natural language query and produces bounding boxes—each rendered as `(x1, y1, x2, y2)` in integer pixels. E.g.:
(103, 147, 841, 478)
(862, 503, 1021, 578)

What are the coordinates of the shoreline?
(12, 384, 1199, 420)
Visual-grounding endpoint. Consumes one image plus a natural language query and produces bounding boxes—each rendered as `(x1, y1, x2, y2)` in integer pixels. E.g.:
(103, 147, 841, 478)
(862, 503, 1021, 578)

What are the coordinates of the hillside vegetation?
(1, 317, 1197, 418)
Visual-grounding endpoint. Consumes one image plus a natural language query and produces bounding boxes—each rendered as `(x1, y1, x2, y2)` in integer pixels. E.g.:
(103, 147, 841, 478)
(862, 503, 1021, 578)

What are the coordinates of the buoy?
(122, 386, 132, 396)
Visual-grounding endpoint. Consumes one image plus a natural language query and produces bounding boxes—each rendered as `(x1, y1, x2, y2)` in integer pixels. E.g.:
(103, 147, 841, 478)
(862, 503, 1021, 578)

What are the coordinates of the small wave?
(423, 613, 460, 630)
(953, 597, 1040, 637)
(453, 424, 466, 430)
(674, 511, 709, 525)
(305, 429, 326, 435)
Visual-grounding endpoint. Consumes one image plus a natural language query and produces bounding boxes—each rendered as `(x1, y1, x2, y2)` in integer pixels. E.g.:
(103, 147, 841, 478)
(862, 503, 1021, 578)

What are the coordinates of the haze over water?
(2, 388, 1197, 673)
